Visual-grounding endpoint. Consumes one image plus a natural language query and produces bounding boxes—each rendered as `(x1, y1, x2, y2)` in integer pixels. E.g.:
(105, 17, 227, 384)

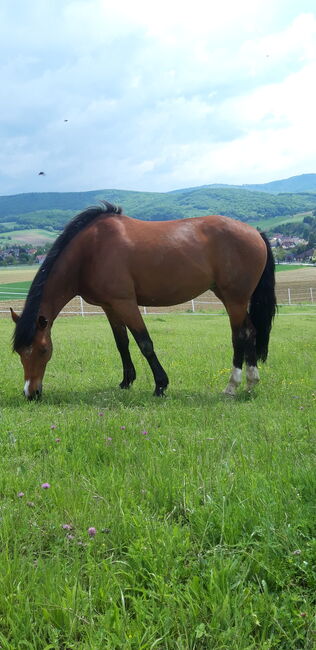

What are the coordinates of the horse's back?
(77, 212, 267, 307)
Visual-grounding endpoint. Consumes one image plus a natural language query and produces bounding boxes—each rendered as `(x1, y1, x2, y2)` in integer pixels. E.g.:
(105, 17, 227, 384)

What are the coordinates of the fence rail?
(0, 286, 315, 317)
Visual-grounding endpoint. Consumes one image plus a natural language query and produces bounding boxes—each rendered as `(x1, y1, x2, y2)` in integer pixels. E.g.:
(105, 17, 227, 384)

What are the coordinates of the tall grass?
(0, 314, 315, 649)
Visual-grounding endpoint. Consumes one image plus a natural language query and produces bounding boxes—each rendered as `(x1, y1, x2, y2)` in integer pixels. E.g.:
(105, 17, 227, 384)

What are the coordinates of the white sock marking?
(224, 366, 242, 396)
(246, 366, 260, 390)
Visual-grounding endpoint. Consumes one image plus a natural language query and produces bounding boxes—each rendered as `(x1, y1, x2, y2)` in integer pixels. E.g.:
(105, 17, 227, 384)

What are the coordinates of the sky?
(1, 0, 316, 196)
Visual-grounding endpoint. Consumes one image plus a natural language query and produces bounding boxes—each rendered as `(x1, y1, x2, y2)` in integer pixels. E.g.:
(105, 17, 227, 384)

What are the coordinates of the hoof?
(223, 385, 236, 397)
(246, 380, 259, 392)
(153, 386, 166, 397)
(120, 381, 131, 389)
(223, 368, 241, 397)
(246, 367, 259, 392)
(119, 371, 136, 389)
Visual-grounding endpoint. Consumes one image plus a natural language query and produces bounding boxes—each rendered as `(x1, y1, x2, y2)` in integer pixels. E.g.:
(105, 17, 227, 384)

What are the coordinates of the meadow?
(0, 312, 315, 649)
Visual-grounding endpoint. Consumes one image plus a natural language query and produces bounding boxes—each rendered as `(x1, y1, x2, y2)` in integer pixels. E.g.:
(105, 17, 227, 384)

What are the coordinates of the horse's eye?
(39, 346, 48, 355)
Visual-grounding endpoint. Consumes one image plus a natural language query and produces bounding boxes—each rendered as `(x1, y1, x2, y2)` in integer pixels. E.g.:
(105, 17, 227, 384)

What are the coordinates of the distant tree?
(5, 254, 14, 264)
(19, 252, 30, 263)
(308, 232, 316, 247)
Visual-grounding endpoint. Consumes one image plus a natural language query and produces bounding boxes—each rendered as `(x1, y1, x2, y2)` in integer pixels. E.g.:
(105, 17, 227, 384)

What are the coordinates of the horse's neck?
(40, 256, 78, 322)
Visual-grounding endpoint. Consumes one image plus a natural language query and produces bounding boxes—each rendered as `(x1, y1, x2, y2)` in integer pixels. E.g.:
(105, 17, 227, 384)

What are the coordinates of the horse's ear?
(37, 315, 48, 330)
(10, 308, 20, 323)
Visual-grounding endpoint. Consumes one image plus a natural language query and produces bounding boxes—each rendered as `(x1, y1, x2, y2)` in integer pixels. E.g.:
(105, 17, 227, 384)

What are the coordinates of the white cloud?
(0, 0, 315, 194)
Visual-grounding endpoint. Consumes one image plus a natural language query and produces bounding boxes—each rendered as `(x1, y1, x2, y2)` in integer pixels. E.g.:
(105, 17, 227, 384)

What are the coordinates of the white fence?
(0, 286, 315, 317)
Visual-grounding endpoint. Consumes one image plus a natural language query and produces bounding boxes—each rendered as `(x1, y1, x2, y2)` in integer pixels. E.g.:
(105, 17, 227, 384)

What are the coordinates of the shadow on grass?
(2, 383, 257, 409)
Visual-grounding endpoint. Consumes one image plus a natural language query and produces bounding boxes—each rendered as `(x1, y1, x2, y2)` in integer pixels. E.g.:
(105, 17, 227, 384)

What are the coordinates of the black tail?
(249, 232, 277, 362)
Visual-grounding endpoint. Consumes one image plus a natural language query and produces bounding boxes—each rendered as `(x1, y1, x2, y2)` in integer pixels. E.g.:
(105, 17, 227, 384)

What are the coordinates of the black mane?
(13, 201, 122, 351)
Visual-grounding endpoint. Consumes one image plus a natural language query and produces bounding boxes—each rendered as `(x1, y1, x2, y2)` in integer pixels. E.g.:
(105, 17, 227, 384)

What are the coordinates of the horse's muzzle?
(27, 390, 42, 401)
(24, 381, 42, 400)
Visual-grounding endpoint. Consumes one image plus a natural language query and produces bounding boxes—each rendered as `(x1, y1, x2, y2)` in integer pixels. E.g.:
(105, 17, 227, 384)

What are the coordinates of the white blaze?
(24, 380, 31, 398)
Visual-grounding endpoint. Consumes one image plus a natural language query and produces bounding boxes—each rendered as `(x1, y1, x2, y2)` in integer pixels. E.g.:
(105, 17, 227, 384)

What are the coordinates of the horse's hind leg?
(244, 317, 260, 391)
(104, 308, 136, 389)
(108, 300, 169, 396)
(224, 304, 258, 396)
(224, 322, 244, 396)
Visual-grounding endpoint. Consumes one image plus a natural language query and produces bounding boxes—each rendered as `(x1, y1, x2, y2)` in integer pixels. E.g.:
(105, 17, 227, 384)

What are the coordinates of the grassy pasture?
(0, 313, 315, 649)
(0, 281, 30, 301)
(275, 265, 306, 272)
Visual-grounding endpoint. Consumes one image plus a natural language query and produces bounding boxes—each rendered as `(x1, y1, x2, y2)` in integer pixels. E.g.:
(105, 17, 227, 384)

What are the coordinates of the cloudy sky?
(1, 0, 315, 195)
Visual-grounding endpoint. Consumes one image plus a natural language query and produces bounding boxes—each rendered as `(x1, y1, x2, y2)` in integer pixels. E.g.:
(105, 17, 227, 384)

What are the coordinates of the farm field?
(0, 266, 315, 309)
(274, 267, 315, 286)
(248, 211, 311, 232)
(0, 265, 314, 285)
(0, 265, 38, 285)
(0, 228, 57, 245)
(0, 281, 31, 298)
(0, 313, 315, 649)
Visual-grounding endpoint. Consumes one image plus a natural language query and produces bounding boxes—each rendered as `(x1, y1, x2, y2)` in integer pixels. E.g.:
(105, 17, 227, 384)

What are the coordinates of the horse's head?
(11, 309, 53, 400)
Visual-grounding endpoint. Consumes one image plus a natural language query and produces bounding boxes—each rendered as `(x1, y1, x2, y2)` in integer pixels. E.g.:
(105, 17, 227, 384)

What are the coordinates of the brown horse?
(11, 201, 276, 400)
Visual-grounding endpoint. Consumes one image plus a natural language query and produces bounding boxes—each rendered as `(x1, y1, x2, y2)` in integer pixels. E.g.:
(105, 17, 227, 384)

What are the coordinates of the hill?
(0, 175, 315, 235)
(241, 173, 316, 194)
(170, 173, 316, 195)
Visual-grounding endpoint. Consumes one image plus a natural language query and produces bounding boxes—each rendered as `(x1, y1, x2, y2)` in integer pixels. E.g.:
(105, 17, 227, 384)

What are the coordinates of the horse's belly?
(136, 276, 212, 307)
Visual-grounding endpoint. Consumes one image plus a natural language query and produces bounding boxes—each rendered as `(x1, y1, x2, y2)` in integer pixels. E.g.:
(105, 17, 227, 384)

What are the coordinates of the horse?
(11, 201, 276, 400)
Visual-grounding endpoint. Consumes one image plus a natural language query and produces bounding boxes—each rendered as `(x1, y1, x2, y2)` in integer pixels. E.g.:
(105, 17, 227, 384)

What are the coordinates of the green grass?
(275, 265, 306, 272)
(248, 212, 310, 232)
(0, 281, 30, 300)
(0, 314, 315, 649)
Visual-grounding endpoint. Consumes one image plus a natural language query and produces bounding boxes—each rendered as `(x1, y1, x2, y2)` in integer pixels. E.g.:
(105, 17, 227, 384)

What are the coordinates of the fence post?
(143, 306, 147, 315)
(191, 299, 195, 312)
(79, 296, 85, 317)
(310, 288, 314, 303)
(287, 288, 291, 305)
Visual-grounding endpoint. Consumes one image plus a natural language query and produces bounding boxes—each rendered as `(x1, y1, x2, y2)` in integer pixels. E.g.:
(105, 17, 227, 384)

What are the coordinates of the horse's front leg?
(108, 299, 169, 396)
(131, 328, 169, 396)
(104, 308, 136, 389)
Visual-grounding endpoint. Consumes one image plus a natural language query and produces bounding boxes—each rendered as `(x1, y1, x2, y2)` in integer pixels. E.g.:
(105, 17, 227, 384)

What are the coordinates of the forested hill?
(0, 174, 316, 231)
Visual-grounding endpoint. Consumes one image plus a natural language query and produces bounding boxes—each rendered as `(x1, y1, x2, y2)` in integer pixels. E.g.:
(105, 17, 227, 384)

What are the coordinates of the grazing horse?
(11, 202, 276, 400)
